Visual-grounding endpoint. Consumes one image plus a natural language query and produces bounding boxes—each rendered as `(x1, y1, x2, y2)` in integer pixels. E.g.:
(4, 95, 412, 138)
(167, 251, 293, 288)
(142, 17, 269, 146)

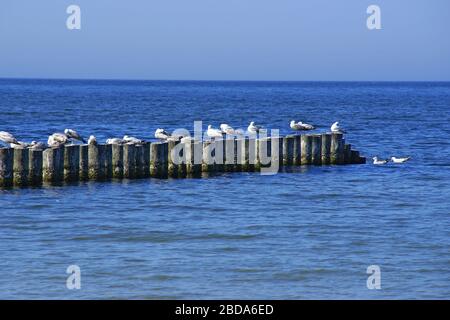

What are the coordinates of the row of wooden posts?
(0, 133, 365, 188)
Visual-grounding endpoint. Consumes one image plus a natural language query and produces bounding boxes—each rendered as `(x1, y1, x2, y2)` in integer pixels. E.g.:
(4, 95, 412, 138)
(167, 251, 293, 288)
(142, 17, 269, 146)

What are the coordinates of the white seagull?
(64, 129, 86, 143)
(373, 157, 389, 165)
(29, 141, 46, 150)
(0, 131, 19, 145)
(247, 121, 262, 134)
(207, 125, 223, 139)
(106, 138, 125, 145)
(220, 124, 235, 135)
(123, 135, 144, 145)
(10, 141, 30, 149)
(290, 120, 315, 131)
(50, 133, 70, 144)
(331, 121, 345, 133)
(155, 128, 170, 140)
(391, 156, 411, 163)
(88, 135, 97, 146)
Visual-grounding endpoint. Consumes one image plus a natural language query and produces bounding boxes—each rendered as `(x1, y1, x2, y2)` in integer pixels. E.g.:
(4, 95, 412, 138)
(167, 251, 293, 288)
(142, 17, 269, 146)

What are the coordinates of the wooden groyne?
(0, 133, 365, 188)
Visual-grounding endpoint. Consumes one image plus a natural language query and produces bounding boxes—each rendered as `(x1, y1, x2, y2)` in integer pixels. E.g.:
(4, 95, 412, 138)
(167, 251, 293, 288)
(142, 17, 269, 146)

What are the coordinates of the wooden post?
(224, 138, 235, 172)
(64, 145, 80, 182)
(43, 147, 64, 183)
(88, 145, 101, 180)
(79, 145, 89, 181)
(214, 139, 224, 172)
(311, 134, 322, 165)
(236, 138, 249, 172)
(150, 142, 168, 178)
(123, 144, 136, 179)
(111, 144, 124, 179)
(0, 148, 14, 188)
(134, 144, 145, 178)
(283, 135, 295, 166)
(142, 142, 151, 178)
(321, 133, 332, 165)
(185, 141, 202, 177)
(330, 133, 344, 165)
(344, 144, 352, 164)
(29, 149, 43, 186)
(103, 144, 113, 179)
(167, 140, 179, 178)
(13, 148, 29, 186)
(292, 135, 301, 166)
(255, 138, 272, 171)
(300, 135, 312, 165)
(202, 141, 215, 174)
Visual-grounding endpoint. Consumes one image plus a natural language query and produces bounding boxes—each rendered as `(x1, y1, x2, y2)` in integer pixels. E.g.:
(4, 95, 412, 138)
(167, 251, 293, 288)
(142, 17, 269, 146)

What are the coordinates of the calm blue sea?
(0, 79, 449, 299)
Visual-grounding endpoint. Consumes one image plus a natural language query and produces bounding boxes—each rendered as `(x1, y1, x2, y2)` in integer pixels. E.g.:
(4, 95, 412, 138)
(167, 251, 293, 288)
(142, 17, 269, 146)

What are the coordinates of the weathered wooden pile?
(0, 133, 365, 188)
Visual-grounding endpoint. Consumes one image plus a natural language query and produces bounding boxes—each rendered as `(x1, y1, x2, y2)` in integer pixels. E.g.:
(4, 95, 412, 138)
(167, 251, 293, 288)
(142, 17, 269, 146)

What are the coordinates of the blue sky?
(0, 0, 449, 81)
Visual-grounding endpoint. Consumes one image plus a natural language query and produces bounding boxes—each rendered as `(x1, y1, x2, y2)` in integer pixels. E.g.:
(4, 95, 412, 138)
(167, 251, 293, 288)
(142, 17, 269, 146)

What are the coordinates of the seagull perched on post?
(155, 128, 170, 141)
(64, 129, 86, 143)
(391, 156, 411, 163)
(123, 135, 144, 145)
(29, 141, 46, 150)
(290, 120, 315, 131)
(207, 125, 223, 139)
(220, 124, 235, 135)
(0, 131, 20, 146)
(247, 121, 262, 134)
(88, 135, 97, 146)
(331, 121, 346, 133)
(48, 133, 69, 147)
(106, 138, 125, 145)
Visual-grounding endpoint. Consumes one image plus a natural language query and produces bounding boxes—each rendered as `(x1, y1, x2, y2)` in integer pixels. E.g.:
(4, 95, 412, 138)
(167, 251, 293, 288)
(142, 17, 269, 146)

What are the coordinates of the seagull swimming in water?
(64, 129, 86, 143)
(391, 156, 411, 163)
(331, 121, 345, 133)
(88, 135, 97, 146)
(0, 131, 19, 146)
(290, 120, 315, 131)
(207, 125, 223, 139)
(373, 157, 389, 165)
(247, 121, 262, 134)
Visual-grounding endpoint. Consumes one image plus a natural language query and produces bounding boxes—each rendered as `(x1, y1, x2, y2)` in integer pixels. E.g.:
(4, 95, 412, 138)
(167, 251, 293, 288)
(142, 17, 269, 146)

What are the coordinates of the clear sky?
(0, 0, 449, 81)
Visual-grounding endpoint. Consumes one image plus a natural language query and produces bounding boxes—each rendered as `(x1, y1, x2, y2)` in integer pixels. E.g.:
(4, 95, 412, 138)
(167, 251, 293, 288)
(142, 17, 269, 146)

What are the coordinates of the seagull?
(155, 128, 170, 140)
(106, 138, 125, 145)
(88, 135, 97, 146)
(373, 157, 389, 165)
(64, 129, 86, 143)
(123, 135, 144, 145)
(391, 156, 411, 163)
(220, 124, 235, 135)
(180, 136, 199, 143)
(29, 141, 46, 150)
(10, 141, 30, 149)
(247, 121, 262, 134)
(0, 131, 19, 145)
(290, 120, 315, 131)
(331, 121, 346, 133)
(47, 134, 68, 148)
(207, 125, 223, 139)
(50, 133, 70, 144)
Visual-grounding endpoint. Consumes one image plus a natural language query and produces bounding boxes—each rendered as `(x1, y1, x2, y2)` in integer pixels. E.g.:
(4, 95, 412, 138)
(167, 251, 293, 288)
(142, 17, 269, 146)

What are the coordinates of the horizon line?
(1, 77, 449, 83)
